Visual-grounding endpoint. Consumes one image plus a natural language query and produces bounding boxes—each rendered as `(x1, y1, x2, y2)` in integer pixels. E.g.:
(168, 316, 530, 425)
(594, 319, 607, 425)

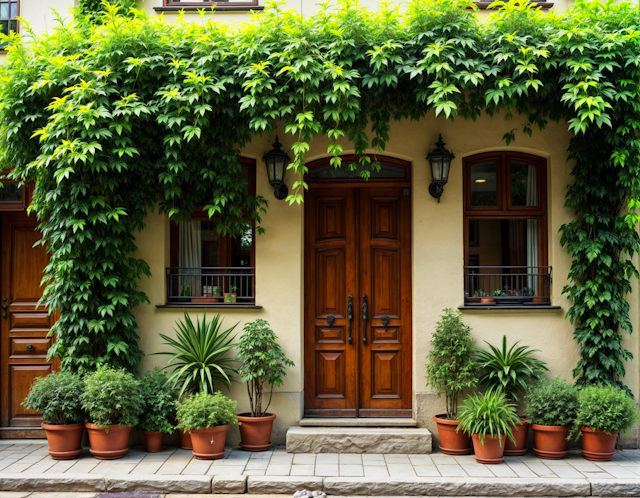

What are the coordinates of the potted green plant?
(22, 372, 86, 460)
(224, 285, 238, 304)
(426, 309, 478, 455)
(176, 392, 238, 460)
(524, 377, 578, 459)
(476, 336, 548, 455)
(81, 368, 143, 460)
(458, 389, 520, 464)
(139, 368, 178, 453)
(236, 319, 294, 451)
(155, 312, 238, 449)
(572, 385, 640, 461)
(178, 284, 191, 303)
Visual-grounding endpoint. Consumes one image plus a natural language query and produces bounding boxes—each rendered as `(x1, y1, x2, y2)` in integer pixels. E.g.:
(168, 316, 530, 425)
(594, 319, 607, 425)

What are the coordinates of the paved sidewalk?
(1, 440, 640, 495)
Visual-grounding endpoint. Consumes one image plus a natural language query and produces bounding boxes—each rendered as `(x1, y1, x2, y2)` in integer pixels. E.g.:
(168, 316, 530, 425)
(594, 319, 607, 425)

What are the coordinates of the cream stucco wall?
(133, 111, 640, 446)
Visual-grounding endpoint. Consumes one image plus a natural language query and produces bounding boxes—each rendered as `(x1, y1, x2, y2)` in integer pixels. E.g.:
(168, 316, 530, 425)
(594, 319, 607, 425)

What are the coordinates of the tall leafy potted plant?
(426, 309, 478, 455)
(476, 336, 548, 455)
(573, 385, 639, 461)
(236, 319, 294, 451)
(176, 392, 238, 460)
(458, 389, 520, 464)
(139, 368, 178, 453)
(81, 368, 143, 460)
(156, 312, 238, 449)
(524, 377, 578, 459)
(22, 372, 86, 460)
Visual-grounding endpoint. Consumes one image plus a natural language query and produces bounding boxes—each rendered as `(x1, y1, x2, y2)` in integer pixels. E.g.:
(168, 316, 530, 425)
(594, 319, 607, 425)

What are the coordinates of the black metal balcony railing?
(464, 266, 552, 305)
(166, 267, 255, 304)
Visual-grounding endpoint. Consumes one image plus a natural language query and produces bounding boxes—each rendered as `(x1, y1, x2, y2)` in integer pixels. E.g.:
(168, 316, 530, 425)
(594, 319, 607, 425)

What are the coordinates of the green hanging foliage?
(0, 0, 639, 386)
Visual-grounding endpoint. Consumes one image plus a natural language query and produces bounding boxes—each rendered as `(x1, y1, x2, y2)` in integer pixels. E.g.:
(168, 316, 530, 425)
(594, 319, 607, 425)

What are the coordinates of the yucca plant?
(155, 312, 238, 398)
(457, 389, 519, 446)
(476, 335, 548, 402)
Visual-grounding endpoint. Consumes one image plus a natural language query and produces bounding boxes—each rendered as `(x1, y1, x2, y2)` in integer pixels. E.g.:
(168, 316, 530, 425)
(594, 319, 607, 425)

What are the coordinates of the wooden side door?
(1, 212, 55, 427)
(358, 187, 412, 417)
(304, 188, 359, 416)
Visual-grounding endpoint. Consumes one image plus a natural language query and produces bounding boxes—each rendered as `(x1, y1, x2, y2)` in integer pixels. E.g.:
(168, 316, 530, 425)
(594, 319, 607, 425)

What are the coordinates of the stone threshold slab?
(299, 418, 418, 427)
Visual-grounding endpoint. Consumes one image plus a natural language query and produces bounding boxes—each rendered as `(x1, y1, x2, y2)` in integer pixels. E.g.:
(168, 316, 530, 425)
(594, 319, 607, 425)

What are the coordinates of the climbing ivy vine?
(0, 0, 639, 387)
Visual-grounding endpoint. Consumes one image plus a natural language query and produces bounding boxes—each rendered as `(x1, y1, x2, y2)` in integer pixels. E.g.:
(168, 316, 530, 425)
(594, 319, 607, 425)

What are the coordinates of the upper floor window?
(166, 158, 256, 306)
(463, 152, 551, 307)
(0, 1, 18, 46)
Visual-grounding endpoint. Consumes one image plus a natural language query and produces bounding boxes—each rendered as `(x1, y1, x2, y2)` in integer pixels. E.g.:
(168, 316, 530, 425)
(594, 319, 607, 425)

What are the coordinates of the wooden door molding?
(1, 212, 57, 427)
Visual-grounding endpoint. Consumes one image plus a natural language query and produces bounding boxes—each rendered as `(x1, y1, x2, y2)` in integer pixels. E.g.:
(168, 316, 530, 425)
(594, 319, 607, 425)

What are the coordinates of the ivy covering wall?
(0, 0, 638, 388)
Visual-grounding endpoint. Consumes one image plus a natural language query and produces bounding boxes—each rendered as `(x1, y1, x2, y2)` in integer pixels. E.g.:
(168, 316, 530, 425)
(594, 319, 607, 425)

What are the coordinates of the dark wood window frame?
(462, 151, 558, 310)
(156, 0, 262, 12)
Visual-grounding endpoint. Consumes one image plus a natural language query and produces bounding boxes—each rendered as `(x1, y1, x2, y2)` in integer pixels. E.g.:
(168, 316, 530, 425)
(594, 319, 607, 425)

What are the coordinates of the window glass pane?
(511, 162, 537, 207)
(10, 2, 16, 18)
(0, 4, 8, 20)
(466, 218, 541, 297)
(470, 162, 498, 206)
(230, 221, 253, 267)
(310, 162, 405, 180)
(0, 21, 7, 36)
(0, 183, 22, 202)
(201, 221, 220, 267)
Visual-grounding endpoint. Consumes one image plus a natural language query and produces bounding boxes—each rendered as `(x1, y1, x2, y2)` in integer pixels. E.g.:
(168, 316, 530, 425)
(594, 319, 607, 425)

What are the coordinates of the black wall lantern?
(426, 134, 455, 203)
(263, 136, 290, 200)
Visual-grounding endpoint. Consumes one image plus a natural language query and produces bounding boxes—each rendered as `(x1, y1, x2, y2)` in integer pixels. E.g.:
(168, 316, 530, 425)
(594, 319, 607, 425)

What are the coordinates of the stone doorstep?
(298, 418, 418, 428)
(286, 427, 433, 454)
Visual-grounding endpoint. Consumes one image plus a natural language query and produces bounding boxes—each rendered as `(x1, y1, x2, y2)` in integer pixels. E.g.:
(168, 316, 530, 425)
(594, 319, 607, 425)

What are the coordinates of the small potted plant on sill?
(139, 368, 178, 453)
(458, 389, 519, 464)
(426, 309, 478, 455)
(224, 285, 238, 304)
(479, 290, 495, 304)
(524, 377, 578, 460)
(176, 392, 238, 460)
(156, 312, 238, 450)
(81, 368, 143, 460)
(22, 372, 86, 460)
(572, 385, 639, 461)
(236, 319, 294, 451)
(476, 336, 548, 456)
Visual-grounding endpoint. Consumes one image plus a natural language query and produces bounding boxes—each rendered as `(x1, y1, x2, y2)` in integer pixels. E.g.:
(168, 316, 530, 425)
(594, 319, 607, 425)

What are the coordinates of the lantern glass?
(273, 155, 286, 183)
(431, 156, 444, 182)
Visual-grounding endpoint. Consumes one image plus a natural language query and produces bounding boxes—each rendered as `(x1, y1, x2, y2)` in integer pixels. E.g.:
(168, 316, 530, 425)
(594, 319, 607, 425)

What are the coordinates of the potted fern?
(426, 309, 478, 455)
(139, 368, 178, 453)
(458, 389, 520, 464)
(224, 285, 238, 304)
(81, 368, 143, 460)
(524, 377, 578, 459)
(573, 385, 640, 461)
(236, 319, 294, 451)
(176, 392, 238, 460)
(476, 336, 548, 455)
(155, 312, 238, 449)
(22, 372, 86, 460)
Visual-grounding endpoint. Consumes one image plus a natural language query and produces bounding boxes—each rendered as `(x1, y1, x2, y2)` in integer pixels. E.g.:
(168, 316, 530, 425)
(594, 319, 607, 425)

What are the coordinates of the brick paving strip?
(0, 441, 640, 495)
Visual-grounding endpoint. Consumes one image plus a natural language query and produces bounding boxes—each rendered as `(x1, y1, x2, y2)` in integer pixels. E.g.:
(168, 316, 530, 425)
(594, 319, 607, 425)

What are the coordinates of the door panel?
(1, 212, 56, 427)
(305, 184, 412, 417)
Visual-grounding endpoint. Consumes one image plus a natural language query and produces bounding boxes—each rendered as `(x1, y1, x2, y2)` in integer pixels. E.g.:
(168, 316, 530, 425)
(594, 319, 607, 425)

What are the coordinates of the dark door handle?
(26, 344, 34, 352)
(2, 304, 6, 310)
(2, 312, 6, 319)
(347, 294, 353, 344)
(362, 294, 368, 344)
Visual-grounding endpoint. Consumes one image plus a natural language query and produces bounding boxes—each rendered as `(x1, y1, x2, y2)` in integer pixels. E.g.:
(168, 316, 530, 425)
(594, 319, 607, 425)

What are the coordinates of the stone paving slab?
(105, 474, 212, 493)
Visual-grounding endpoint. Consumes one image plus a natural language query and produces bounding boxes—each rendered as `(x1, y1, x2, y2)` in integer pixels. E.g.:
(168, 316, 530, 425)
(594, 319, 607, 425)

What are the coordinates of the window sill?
(157, 303, 262, 309)
(459, 305, 561, 310)
(474, 1, 553, 8)
(154, 5, 264, 12)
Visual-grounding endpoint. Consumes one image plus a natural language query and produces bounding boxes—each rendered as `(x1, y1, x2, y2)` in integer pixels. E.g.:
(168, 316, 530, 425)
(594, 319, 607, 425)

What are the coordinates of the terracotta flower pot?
(41, 422, 84, 460)
(581, 426, 617, 461)
(237, 413, 276, 451)
(472, 433, 507, 464)
(505, 418, 530, 456)
(433, 414, 472, 455)
(531, 424, 570, 459)
(85, 423, 131, 460)
(178, 428, 193, 450)
(142, 430, 164, 453)
(480, 298, 495, 304)
(190, 424, 231, 460)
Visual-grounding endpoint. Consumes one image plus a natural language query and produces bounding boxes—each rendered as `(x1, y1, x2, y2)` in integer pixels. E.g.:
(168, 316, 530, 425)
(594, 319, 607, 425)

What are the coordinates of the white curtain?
(179, 220, 202, 296)
(525, 165, 538, 294)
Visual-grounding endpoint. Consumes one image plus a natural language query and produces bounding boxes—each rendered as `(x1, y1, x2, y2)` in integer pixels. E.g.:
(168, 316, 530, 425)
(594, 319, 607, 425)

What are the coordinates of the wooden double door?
(0, 212, 55, 429)
(304, 180, 412, 417)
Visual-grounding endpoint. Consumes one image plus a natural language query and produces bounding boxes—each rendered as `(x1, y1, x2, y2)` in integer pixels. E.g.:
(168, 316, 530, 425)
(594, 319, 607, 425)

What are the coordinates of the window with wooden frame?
(167, 157, 257, 306)
(463, 152, 551, 306)
(0, 0, 18, 47)
(159, 0, 260, 10)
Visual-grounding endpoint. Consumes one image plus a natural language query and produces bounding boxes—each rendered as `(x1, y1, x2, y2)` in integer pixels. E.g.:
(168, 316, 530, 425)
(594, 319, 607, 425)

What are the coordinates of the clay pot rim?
(85, 423, 132, 430)
(41, 422, 85, 430)
(433, 414, 461, 425)
(142, 430, 163, 435)
(189, 424, 232, 432)
(237, 412, 276, 420)
(580, 426, 618, 435)
(530, 424, 571, 431)
(471, 433, 509, 443)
